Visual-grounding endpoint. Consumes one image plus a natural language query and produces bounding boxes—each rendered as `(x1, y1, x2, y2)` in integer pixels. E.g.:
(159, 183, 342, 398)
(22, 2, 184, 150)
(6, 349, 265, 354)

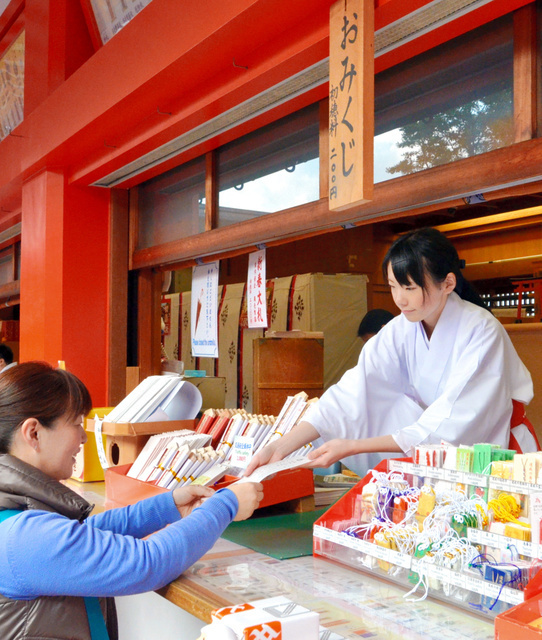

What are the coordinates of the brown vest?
(0, 455, 117, 640)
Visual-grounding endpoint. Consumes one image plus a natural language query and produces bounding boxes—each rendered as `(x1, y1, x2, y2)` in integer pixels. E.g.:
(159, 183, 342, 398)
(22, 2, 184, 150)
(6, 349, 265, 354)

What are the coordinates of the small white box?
(210, 596, 319, 640)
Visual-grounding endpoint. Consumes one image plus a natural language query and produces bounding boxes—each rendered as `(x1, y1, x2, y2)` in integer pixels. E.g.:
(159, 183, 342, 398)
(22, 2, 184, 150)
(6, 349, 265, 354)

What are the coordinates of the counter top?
(166, 539, 495, 640)
(65, 479, 495, 640)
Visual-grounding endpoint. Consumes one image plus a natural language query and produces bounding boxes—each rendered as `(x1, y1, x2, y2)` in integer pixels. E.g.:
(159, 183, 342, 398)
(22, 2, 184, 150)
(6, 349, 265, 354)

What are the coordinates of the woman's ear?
(18, 418, 41, 451)
(444, 272, 457, 293)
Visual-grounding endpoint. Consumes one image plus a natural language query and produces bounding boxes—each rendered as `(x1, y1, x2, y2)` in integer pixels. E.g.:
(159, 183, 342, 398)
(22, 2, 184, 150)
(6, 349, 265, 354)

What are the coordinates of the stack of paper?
(106, 375, 201, 423)
(236, 455, 311, 484)
(127, 392, 320, 490)
(127, 431, 211, 481)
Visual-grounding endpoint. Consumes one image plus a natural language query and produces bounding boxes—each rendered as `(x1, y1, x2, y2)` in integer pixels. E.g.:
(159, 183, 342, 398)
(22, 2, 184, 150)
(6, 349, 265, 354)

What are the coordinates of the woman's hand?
(244, 421, 320, 477)
(243, 443, 280, 477)
(172, 485, 215, 518)
(306, 439, 360, 468)
(227, 482, 264, 521)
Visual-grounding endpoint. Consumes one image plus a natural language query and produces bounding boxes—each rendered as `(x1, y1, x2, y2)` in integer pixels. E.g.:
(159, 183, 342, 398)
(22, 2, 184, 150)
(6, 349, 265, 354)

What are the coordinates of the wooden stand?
(87, 419, 197, 467)
(253, 331, 324, 415)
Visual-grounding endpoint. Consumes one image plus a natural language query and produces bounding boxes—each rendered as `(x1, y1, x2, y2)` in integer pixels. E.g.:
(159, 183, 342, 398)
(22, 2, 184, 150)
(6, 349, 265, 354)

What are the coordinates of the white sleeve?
(393, 321, 531, 452)
(305, 326, 422, 444)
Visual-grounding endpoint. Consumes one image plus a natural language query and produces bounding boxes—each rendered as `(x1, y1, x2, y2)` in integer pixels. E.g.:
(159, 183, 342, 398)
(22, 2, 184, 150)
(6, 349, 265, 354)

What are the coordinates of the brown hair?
(0, 361, 92, 454)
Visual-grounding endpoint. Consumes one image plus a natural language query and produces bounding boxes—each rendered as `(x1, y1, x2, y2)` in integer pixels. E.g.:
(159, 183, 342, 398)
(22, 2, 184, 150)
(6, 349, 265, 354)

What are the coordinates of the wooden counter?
(65, 480, 495, 639)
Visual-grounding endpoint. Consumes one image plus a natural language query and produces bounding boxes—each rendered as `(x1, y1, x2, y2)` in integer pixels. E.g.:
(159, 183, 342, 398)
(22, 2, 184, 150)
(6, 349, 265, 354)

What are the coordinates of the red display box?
(496, 596, 542, 640)
(214, 468, 314, 509)
(105, 463, 314, 511)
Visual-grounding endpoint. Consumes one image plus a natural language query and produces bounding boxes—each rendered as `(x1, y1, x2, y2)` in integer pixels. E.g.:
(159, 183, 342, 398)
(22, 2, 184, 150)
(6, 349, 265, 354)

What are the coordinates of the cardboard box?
(211, 596, 319, 640)
(87, 418, 197, 467)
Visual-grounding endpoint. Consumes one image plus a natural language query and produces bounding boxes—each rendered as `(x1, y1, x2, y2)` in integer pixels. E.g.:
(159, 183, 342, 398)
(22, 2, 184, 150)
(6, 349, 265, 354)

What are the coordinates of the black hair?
(0, 361, 92, 454)
(0, 344, 13, 365)
(357, 309, 395, 338)
(382, 227, 487, 310)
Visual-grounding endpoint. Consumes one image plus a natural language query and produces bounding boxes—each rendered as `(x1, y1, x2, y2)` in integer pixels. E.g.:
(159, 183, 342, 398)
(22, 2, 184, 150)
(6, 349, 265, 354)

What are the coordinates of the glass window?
(137, 156, 206, 250)
(374, 15, 514, 182)
(0, 248, 13, 286)
(217, 103, 320, 227)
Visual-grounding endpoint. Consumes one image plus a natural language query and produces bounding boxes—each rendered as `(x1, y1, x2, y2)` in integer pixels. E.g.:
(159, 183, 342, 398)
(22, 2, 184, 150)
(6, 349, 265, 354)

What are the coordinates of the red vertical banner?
(329, 0, 374, 211)
(247, 249, 268, 329)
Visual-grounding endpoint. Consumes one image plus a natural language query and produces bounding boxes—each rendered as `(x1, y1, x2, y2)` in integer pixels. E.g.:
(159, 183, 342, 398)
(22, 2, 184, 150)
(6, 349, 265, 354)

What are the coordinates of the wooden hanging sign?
(329, 0, 374, 211)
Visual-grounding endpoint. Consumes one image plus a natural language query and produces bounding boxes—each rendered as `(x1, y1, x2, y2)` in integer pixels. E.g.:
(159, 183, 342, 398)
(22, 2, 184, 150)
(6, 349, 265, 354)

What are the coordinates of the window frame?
(129, 4, 539, 273)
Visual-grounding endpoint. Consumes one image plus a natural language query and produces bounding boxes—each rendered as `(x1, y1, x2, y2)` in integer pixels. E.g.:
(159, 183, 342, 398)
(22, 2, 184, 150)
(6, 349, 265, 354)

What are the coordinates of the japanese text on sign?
(247, 249, 268, 329)
(191, 261, 219, 358)
(329, 0, 373, 211)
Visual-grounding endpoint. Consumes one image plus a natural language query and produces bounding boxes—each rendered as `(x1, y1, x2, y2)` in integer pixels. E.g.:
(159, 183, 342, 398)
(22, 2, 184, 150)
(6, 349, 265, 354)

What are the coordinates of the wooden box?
(87, 419, 197, 467)
(253, 331, 324, 416)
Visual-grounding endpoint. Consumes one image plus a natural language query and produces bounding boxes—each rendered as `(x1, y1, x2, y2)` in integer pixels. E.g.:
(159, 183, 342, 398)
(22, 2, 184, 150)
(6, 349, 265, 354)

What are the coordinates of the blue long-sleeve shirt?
(0, 489, 238, 599)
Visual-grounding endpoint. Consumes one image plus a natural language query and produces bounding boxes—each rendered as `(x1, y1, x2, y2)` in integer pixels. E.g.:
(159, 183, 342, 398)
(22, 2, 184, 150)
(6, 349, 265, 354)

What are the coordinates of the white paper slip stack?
(105, 375, 202, 423)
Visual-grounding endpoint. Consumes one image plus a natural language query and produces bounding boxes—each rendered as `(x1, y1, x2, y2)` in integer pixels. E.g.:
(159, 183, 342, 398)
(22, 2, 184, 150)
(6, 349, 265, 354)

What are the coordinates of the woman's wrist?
(345, 439, 364, 457)
(272, 438, 290, 458)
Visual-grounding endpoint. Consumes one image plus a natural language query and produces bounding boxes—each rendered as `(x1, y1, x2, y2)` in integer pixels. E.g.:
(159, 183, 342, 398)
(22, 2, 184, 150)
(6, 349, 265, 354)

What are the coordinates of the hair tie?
(455, 271, 466, 296)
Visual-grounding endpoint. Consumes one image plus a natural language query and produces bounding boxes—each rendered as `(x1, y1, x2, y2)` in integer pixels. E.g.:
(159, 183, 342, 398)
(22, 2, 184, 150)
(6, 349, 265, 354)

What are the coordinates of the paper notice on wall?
(94, 417, 110, 470)
(191, 262, 219, 358)
(247, 249, 268, 329)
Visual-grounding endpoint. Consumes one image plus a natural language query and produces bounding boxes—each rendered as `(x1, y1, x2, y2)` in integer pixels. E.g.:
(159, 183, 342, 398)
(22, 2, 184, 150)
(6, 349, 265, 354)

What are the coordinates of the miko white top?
(305, 292, 533, 475)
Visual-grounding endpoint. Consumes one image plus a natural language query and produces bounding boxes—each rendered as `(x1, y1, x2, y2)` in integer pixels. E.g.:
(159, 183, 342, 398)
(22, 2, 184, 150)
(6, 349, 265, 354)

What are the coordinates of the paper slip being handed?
(236, 455, 311, 483)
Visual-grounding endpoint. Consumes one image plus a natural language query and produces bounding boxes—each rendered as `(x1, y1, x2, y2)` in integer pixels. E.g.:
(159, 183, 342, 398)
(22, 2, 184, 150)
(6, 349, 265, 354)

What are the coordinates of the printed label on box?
(231, 435, 255, 469)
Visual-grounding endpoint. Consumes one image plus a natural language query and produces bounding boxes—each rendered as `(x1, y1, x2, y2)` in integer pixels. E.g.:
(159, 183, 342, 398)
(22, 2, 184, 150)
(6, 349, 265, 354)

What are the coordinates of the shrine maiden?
(245, 227, 538, 477)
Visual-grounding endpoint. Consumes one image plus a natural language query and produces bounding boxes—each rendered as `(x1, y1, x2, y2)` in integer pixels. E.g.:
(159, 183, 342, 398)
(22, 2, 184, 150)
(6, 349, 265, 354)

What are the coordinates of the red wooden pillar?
(20, 170, 110, 405)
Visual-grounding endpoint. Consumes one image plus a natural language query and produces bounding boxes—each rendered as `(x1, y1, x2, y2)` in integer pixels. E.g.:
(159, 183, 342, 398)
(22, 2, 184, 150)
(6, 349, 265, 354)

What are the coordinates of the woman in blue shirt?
(0, 361, 263, 640)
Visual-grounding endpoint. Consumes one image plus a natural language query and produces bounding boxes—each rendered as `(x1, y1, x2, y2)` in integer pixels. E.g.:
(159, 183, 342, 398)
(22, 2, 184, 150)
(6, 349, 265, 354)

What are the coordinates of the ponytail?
(454, 271, 488, 310)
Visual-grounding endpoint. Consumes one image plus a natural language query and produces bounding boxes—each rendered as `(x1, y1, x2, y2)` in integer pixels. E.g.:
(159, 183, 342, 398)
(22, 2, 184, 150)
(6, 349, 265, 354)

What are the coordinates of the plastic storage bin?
(313, 458, 542, 620)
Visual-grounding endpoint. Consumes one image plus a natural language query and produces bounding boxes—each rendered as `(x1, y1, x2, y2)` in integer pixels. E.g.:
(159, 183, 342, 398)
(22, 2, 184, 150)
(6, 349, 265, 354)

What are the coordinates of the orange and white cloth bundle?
(198, 596, 320, 640)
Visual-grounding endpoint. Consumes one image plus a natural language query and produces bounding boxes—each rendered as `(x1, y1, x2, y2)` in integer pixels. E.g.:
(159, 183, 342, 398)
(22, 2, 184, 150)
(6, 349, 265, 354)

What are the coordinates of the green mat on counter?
(221, 508, 327, 560)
